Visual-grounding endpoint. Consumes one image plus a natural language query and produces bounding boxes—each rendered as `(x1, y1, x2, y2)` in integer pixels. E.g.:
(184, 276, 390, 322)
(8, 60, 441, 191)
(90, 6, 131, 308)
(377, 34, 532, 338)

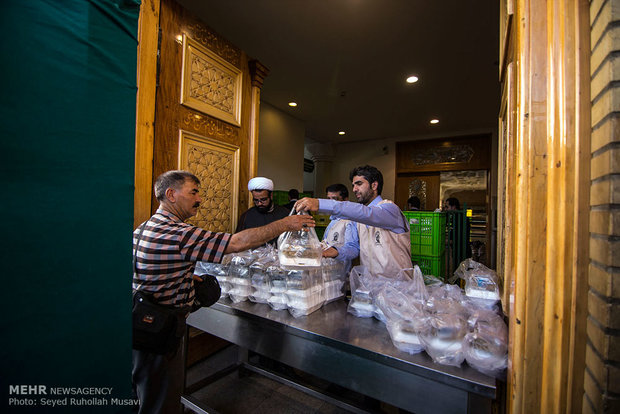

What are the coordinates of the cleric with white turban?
(248, 177, 274, 192)
(235, 176, 289, 245)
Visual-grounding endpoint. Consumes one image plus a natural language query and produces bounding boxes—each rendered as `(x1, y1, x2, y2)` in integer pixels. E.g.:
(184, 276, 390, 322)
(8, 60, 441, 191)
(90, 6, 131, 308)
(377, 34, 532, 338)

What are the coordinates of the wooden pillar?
(503, 0, 590, 412)
(247, 60, 269, 206)
(134, 0, 160, 228)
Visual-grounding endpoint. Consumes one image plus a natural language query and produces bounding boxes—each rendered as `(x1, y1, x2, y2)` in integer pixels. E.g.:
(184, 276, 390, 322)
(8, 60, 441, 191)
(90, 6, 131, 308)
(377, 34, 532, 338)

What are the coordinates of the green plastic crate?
(412, 254, 446, 279)
(403, 211, 446, 256)
(272, 190, 289, 206)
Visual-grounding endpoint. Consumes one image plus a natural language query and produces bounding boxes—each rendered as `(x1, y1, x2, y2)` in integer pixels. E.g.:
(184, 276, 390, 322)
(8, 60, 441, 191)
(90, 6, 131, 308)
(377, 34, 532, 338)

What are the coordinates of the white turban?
(248, 177, 274, 191)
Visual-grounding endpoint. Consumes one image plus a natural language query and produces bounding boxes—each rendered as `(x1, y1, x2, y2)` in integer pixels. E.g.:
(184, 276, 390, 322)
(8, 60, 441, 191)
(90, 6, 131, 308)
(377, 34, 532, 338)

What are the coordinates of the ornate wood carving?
(178, 130, 240, 233)
(181, 111, 237, 140)
(185, 22, 241, 66)
(181, 34, 243, 126)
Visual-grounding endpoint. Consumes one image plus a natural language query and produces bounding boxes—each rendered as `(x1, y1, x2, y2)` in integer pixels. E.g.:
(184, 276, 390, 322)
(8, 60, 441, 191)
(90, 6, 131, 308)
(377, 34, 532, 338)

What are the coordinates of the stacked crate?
(272, 190, 289, 206)
(403, 211, 446, 279)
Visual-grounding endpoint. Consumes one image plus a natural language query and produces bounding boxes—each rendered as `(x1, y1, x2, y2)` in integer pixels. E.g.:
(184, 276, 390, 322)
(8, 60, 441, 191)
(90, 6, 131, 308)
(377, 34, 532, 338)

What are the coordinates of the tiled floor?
(185, 345, 400, 414)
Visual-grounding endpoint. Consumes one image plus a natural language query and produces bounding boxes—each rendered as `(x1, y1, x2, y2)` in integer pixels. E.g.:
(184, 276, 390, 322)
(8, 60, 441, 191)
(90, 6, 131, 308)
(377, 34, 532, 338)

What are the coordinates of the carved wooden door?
(395, 174, 440, 211)
(151, 0, 264, 232)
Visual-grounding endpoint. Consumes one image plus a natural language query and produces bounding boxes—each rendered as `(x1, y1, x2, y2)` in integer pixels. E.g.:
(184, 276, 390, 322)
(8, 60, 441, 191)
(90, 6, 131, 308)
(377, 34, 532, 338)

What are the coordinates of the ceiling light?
(338, 131, 346, 135)
(406, 75, 419, 84)
(430, 119, 439, 124)
(288, 102, 297, 107)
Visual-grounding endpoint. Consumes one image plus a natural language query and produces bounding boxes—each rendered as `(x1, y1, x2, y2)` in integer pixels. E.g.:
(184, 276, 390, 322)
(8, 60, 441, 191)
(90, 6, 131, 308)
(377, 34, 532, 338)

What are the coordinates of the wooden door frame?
(499, 1, 590, 412)
(134, 0, 160, 228)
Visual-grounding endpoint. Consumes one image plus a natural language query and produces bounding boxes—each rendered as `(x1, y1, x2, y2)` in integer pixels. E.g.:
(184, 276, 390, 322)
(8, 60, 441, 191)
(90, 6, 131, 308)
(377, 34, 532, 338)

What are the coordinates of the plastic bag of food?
(267, 293, 288, 311)
(226, 251, 259, 303)
(452, 259, 500, 308)
(348, 266, 375, 317)
(195, 261, 230, 300)
(286, 284, 325, 317)
(419, 312, 468, 366)
(248, 246, 278, 303)
(321, 257, 347, 282)
(323, 279, 345, 304)
(267, 264, 288, 294)
(463, 309, 508, 377)
(286, 267, 323, 290)
(375, 285, 428, 354)
(278, 211, 322, 267)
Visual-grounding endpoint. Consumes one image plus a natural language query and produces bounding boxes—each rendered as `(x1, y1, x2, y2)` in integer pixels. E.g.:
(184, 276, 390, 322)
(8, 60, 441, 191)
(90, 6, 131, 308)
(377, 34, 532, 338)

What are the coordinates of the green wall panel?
(1, 1, 140, 411)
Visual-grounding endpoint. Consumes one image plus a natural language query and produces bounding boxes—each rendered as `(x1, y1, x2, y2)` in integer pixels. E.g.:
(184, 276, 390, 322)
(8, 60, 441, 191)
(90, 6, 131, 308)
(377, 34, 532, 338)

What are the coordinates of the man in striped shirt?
(132, 170, 314, 414)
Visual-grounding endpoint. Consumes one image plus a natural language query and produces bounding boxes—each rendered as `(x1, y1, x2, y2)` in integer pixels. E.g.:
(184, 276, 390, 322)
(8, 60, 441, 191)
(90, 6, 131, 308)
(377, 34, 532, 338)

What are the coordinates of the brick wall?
(584, 0, 620, 412)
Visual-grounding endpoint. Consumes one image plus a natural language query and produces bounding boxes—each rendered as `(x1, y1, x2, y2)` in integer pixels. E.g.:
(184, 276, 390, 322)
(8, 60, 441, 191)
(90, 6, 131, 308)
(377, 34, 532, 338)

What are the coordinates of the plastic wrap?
(419, 313, 468, 366)
(278, 211, 322, 267)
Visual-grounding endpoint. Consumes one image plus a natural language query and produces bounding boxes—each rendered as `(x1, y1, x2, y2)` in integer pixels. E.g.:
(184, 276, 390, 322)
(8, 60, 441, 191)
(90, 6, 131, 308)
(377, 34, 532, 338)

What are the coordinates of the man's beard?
(356, 190, 372, 205)
(256, 202, 273, 213)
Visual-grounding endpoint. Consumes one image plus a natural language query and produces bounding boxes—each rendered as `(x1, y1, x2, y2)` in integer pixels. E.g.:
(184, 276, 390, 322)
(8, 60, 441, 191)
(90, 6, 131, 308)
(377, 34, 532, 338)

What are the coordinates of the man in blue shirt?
(322, 183, 359, 273)
(296, 165, 412, 278)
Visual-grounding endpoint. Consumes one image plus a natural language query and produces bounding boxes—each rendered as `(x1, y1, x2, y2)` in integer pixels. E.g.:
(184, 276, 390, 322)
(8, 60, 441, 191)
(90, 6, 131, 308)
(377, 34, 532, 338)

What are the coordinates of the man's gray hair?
(154, 170, 200, 201)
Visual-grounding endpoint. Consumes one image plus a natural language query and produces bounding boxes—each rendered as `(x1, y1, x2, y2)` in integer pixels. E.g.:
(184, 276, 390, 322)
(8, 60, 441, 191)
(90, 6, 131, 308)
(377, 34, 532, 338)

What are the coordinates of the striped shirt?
(133, 208, 231, 308)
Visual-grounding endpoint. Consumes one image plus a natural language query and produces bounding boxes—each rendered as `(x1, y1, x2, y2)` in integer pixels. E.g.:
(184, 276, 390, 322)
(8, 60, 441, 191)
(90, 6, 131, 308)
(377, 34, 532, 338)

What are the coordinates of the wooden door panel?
(395, 174, 440, 211)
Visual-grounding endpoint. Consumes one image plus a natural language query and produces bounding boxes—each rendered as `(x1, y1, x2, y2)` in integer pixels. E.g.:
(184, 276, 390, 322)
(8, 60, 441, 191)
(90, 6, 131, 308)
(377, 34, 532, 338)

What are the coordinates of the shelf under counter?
(185, 298, 499, 414)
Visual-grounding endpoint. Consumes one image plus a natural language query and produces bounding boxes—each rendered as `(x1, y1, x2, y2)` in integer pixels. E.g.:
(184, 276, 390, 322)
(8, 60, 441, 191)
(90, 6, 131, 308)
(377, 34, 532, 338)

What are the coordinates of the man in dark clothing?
(283, 188, 299, 212)
(235, 177, 289, 245)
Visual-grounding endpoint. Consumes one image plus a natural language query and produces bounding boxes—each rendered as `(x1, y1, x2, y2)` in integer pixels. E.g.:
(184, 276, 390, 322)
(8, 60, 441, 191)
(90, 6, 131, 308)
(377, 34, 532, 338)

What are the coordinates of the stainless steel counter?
(186, 298, 498, 414)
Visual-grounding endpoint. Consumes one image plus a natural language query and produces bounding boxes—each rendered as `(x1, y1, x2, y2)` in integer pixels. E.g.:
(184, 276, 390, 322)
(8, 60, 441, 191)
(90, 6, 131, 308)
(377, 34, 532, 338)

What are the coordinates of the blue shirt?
(318, 196, 409, 234)
(323, 217, 360, 272)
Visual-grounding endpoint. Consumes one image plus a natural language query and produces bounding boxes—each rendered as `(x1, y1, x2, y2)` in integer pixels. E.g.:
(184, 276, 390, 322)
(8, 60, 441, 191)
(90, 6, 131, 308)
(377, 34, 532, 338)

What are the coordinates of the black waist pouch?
(132, 291, 183, 355)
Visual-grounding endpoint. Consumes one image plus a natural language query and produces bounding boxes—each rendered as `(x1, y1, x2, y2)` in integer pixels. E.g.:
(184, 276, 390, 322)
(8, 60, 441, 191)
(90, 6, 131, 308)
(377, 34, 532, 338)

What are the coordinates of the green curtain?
(1, 0, 140, 411)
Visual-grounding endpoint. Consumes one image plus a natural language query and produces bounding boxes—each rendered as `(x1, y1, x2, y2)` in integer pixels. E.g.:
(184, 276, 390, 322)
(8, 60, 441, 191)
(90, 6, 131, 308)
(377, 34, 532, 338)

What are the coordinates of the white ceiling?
(177, 0, 501, 144)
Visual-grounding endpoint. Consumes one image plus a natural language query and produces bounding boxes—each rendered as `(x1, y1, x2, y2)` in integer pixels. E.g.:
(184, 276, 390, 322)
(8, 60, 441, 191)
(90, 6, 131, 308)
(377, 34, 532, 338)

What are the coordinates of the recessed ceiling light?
(430, 119, 439, 124)
(288, 102, 297, 107)
(338, 131, 346, 135)
(406, 75, 419, 84)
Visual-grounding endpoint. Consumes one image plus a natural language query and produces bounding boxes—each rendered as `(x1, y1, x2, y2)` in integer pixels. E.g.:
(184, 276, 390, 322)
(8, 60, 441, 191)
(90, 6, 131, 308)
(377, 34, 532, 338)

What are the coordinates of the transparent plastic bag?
(419, 312, 468, 366)
(348, 266, 414, 319)
(286, 267, 323, 290)
(375, 285, 428, 354)
(286, 284, 325, 317)
(248, 246, 278, 303)
(321, 257, 346, 282)
(226, 251, 258, 303)
(267, 265, 288, 294)
(323, 279, 345, 304)
(267, 294, 288, 311)
(278, 211, 322, 267)
(195, 261, 230, 300)
(452, 258, 500, 308)
(463, 309, 508, 377)
(348, 266, 375, 317)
